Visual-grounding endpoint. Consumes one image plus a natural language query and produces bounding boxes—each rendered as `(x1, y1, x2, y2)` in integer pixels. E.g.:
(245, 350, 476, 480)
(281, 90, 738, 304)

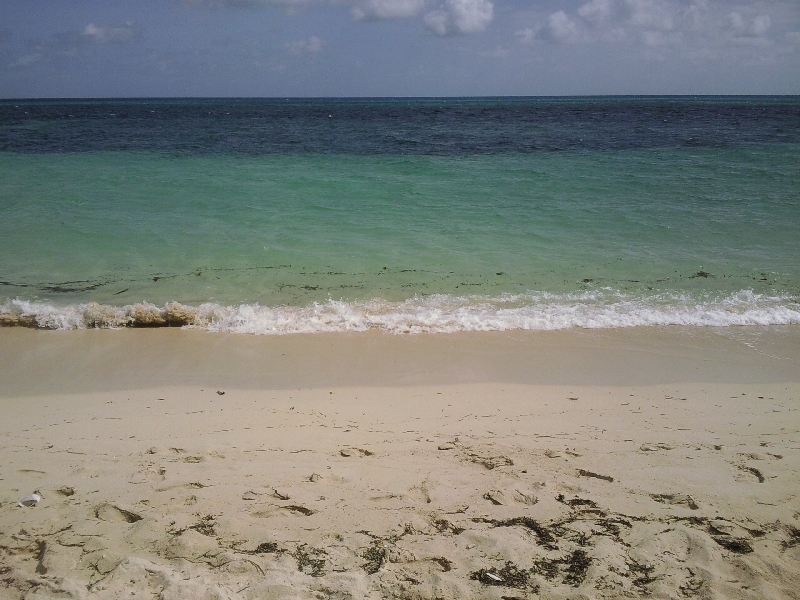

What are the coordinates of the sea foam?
(1, 290, 798, 334)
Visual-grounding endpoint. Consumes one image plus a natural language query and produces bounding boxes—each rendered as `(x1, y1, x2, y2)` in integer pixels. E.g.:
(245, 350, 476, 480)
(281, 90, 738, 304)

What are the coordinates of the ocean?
(1, 96, 798, 333)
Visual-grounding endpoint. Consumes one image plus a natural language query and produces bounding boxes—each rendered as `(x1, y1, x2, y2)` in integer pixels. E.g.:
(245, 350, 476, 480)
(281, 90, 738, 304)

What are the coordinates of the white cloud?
(578, 0, 615, 24)
(351, 0, 427, 21)
(9, 52, 43, 69)
(625, 0, 674, 32)
(518, 0, 789, 50)
(515, 27, 537, 44)
(185, 0, 312, 7)
(546, 10, 581, 43)
(81, 23, 140, 45)
(726, 12, 771, 37)
(284, 35, 325, 54)
(5, 22, 141, 70)
(423, 0, 493, 36)
(423, 10, 449, 35)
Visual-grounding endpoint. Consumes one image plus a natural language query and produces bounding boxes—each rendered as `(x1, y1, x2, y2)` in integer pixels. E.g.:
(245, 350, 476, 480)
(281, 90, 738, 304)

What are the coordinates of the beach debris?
(556, 494, 598, 509)
(294, 544, 326, 577)
(340, 447, 373, 457)
(743, 452, 765, 460)
(781, 525, 800, 550)
(272, 488, 290, 501)
(361, 541, 387, 574)
(533, 550, 592, 586)
(650, 493, 699, 510)
(513, 490, 539, 505)
(430, 557, 452, 572)
(639, 443, 675, 451)
(466, 451, 513, 470)
(626, 558, 660, 588)
(484, 490, 506, 505)
(433, 518, 465, 535)
(35, 540, 48, 575)
(282, 504, 315, 516)
(216, 390, 225, 395)
(189, 514, 217, 536)
(710, 535, 753, 554)
(471, 562, 532, 589)
(738, 464, 766, 483)
(241, 491, 259, 501)
(239, 541, 282, 555)
(18, 493, 42, 508)
(578, 469, 614, 482)
(473, 516, 559, 550)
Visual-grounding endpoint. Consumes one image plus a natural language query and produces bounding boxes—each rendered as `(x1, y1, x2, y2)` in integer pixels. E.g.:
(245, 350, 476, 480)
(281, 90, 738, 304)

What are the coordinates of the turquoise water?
(1, 98, 799, 332)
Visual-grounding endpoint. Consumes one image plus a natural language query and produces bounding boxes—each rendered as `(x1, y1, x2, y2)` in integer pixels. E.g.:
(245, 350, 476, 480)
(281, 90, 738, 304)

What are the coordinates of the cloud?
(351, 0, 427, 21)
(517, 0, 787, 49)
(578, 0, 615, 24)
(5, 23, 141, 70)
(80, 23, 141, 45)
(9, 53, 43, 69)
(544, 10, 581, 43)
(284, 35, 325, 54)
(185, 0, 310, 7)
(424, 0, 493, 36)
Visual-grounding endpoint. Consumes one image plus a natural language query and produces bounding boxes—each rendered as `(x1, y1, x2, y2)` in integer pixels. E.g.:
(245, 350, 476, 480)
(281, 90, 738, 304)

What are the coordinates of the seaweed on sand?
(294, 544, 326, 577)
(472, 517, 559, 550)
(532, 550, 592, 587)
(470, 561, 534, 590)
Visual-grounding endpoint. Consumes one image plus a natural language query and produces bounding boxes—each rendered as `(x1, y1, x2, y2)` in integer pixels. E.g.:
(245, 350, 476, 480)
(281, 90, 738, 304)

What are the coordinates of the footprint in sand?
(95, 503, 143, 523)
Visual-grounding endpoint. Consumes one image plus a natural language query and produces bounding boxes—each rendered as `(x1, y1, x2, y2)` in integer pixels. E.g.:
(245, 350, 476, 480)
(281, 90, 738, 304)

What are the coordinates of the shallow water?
(1, 97, 798, 332)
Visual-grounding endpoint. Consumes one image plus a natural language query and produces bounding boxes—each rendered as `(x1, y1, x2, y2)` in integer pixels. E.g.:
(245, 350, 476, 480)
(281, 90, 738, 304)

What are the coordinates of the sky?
(0, 0, 798, 97)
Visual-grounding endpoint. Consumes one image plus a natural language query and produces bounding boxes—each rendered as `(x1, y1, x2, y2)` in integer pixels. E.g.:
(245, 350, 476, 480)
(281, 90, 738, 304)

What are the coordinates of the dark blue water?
(2, 96, 799, 155)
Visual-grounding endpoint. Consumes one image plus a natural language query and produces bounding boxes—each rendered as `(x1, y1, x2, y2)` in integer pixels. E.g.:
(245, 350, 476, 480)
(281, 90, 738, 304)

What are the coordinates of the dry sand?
(1, 326, 799, 599)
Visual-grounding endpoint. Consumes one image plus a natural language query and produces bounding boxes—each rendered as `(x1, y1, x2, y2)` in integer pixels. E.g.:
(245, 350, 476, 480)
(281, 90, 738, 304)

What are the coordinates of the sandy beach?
(1, 325, 799, 599)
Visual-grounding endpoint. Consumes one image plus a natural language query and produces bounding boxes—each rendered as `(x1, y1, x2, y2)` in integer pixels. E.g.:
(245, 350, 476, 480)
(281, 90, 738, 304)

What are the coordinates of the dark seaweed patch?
(470, 561, 532, 589)
(361, 542, 386, 574)
(781, 525, 800, 550)
(533, 550, 592, 587)
(473, 516, 558, 550)
(241, 542, 282, 555)
(711, 536, 753, 554)
(434, 518, 465, 535)
(628, 559, 660, 588)
(740, 465, 765, 483)
(556, 494, 598, 508)
(578, 469, 614, 482)
(294, 544, 326, 577)
(189, 515, 216, 536)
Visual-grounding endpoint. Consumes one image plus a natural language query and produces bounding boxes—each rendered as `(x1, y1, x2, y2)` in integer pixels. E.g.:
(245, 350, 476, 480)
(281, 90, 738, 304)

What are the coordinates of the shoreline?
(1, 325, 799, 397)
(1, 326, 798, 599)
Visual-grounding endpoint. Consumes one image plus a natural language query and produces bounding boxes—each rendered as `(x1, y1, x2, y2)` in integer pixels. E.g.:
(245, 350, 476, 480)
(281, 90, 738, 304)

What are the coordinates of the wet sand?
(1, 326, 799, 599)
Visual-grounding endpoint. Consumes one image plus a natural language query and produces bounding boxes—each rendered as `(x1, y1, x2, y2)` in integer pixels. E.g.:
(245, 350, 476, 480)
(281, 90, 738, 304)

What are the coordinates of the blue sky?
(1, 0, 798, 97)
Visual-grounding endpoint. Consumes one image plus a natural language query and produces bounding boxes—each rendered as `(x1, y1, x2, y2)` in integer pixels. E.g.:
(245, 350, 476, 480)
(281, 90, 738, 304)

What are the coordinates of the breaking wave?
(1, 290, 798, 334)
